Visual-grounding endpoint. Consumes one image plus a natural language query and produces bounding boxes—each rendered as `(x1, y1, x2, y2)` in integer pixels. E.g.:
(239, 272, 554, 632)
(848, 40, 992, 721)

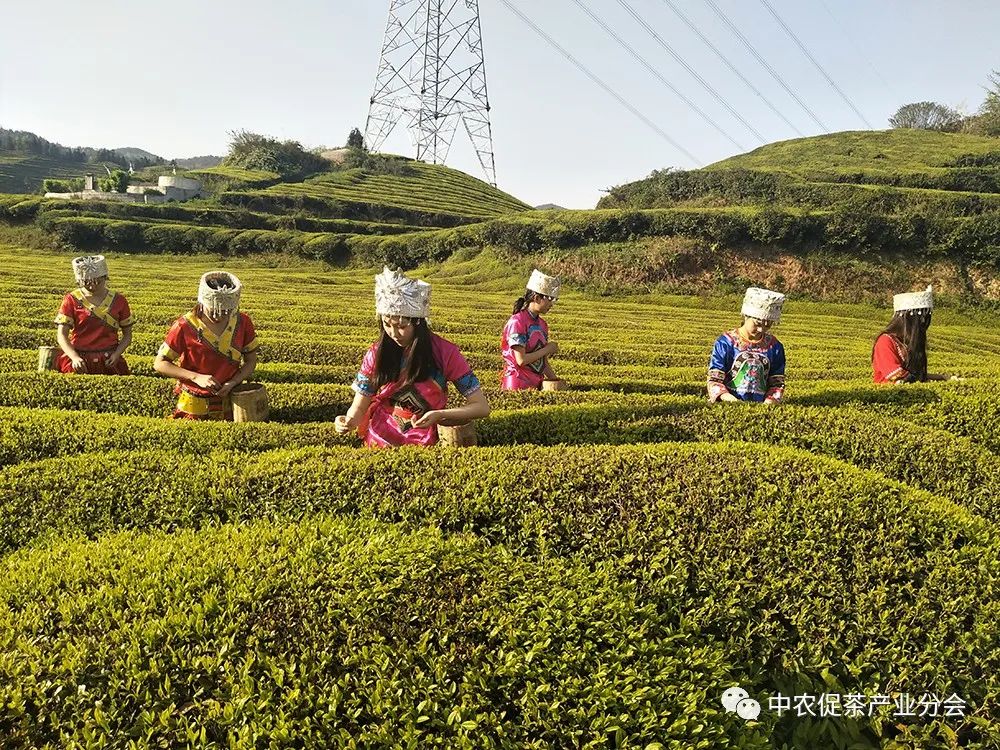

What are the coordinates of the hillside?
(709, 129, 1000, 182)
(260, 160, 531, 218)
(599, 130, 1000, 209)
(0, 127, 169, 192)
(0, 155, 533, 268)
(0, 127, 225, 192)
(5, 129, 1000, 301)
(0, 153, 119, 193)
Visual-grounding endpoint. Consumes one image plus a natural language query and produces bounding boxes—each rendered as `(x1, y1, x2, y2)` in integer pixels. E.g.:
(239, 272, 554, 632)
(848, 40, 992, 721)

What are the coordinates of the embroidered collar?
(730, 328, 771, 348)
(184, 310, 241, 362)
(71, 288, 119, 331)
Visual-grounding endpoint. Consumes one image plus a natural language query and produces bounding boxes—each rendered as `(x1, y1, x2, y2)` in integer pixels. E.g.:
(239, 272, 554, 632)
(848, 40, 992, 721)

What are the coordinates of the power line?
(495, 0, 702, 165)
(702, 0, 829, 133)
(566, 0, 747, 152)
(657, 0, 805, 137)
(817, 0, 897, 101)
(612, 0, 768, 146)
(758, 0, 874, 128)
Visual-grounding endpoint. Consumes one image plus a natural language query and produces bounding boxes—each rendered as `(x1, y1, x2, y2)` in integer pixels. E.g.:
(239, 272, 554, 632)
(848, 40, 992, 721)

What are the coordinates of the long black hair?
(373, 317, 435, 390)
(874, 309, 931, 381)
(512, 289, 540, 315)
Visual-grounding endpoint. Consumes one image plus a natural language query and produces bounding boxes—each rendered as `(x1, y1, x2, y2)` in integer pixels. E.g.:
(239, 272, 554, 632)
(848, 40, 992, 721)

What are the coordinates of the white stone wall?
(158, 175, 201, 191)
(45, 182, 201, 203)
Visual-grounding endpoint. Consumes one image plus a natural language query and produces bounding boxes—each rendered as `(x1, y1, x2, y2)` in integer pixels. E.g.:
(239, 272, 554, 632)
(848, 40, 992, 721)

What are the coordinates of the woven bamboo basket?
(231, 382, 269, 422)
(37, 346, 58, 372)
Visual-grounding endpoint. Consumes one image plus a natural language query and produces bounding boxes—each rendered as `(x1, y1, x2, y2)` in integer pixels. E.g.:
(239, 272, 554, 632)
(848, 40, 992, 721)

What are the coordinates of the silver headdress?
(741, 286, 786, 322)
(527, 268, 561, 300)
(72, 255, 109, 283)
(374, 266, 431, 319)
(198, 271, 242, 317)
(893, 285, 933, 314)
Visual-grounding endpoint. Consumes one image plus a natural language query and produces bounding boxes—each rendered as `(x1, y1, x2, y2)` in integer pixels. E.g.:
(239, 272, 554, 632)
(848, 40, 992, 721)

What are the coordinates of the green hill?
(709, 129, 1000, 182)
(0, 153, 120, 193)
(230, 159, 530, 220)
(599, 130, 1000, 210)
(0, 155, 533, 268)
(5, 130, 1000, 297)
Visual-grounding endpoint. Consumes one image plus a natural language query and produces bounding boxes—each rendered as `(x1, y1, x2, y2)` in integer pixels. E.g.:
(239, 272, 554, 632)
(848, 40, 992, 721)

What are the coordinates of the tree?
(975, 70, 1000, 136)
(889, 101, 962, 131)
(98, 169, 129, 193)
(223, 130, 327, 177)
(347, 127, 365, 149)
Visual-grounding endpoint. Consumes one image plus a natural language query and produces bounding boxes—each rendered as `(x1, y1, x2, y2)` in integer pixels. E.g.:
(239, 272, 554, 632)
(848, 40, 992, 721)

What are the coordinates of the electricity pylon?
(366, 0, 497, 186)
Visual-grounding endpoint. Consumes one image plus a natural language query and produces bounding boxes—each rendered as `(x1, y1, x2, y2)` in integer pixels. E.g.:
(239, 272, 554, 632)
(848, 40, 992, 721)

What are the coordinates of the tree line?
(890, 70, 1000, 135)
(0, 128, 163, 170)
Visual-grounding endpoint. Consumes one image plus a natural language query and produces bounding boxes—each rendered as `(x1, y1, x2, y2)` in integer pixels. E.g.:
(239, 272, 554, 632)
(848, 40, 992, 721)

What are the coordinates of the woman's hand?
(718, 392, 740, 403)
(546, 341, 559, 356)
(191, 373, 221, 391)
(335, 415, 357, 434)
(70, 355, 87, 373)
(217, 381, 237, 398)
(105, 351, 121, 367)
(411, 410, 443, 429)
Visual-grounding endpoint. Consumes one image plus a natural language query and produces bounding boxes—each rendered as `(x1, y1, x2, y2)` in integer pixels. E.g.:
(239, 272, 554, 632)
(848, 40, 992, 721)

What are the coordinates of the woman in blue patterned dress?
(707, 287, 786, 405)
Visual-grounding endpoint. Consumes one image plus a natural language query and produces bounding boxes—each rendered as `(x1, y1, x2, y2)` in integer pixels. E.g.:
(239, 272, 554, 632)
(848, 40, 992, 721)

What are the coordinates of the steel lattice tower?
(366, 0, 497, 186)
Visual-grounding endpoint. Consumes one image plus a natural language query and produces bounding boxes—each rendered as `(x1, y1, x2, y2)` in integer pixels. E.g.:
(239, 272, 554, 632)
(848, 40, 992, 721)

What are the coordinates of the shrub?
(0, 444, 995, 748)
(0, 517, 752, 748)
(41, 178, 84, 194)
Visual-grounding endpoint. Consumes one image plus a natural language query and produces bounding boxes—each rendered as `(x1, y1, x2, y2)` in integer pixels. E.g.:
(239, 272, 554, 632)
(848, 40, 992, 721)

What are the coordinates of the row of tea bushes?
(38, 203, 431, 235)
(0, 373, 353, 423)
(0, 371, 685, 423)
(5, 390, 998, 522)
(0, 321, 741, 371)
(0, 347, 706, 393)
(0, 348, 361, 384)
(0, 517, 751, 749)
(597, 166, 1000, 215)
(14, 196, 1000, 268)
(0, 407, 340, 468)
(0, 444, 995, 747)
(219, 190, 477, 227)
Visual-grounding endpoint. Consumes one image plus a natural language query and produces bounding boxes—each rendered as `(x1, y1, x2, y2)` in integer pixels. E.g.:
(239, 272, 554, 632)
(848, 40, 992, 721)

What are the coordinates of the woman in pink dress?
(335, 267, 490, 447)
(501, 269, 562, 390)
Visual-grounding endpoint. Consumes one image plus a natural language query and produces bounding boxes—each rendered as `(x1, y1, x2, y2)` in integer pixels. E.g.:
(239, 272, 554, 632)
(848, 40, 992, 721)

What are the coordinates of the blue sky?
(1, 0, 997, 208)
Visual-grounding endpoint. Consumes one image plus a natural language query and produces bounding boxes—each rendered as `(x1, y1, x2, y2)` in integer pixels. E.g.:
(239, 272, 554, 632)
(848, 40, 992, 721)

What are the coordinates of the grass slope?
(0, 152, 119, 193)
(710, 129, 1000, 179)
(261, 159, 530, 219)
(600, 130, 1000, 210)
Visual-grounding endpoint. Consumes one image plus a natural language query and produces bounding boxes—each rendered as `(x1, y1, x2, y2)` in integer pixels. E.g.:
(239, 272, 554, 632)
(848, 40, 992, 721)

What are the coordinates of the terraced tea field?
(1, 245, 998, 749)
(0, 154, 113, 194)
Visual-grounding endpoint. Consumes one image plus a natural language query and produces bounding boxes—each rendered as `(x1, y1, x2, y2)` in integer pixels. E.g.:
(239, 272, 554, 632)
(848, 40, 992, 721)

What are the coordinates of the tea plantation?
(1, 245, 998, 749)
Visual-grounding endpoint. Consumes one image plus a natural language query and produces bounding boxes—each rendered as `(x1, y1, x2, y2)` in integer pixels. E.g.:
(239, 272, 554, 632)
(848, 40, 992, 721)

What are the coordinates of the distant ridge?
(174, 155, 223, 169)
(0, 126, 227, 192)
(113, 147, 161, 161)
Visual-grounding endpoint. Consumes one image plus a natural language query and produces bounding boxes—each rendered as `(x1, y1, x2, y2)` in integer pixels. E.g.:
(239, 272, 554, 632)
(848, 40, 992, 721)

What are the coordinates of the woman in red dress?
(872, 285, 959, 383)
(54, 255, 134, 375)
(153, 271, 259, 420)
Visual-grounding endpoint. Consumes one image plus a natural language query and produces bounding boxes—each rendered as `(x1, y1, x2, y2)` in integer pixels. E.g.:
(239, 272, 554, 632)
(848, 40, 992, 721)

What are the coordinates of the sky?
(1, 0, 998, 208)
